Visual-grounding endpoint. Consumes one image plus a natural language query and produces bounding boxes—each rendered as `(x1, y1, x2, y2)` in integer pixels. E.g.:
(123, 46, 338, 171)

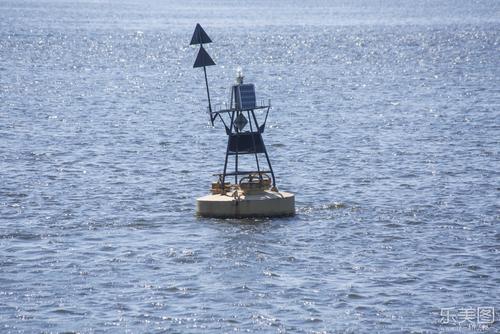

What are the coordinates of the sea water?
(1, 0, 499, 332)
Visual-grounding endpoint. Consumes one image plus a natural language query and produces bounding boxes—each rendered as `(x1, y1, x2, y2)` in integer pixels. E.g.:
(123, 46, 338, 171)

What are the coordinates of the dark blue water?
(1, 0, 499, 333)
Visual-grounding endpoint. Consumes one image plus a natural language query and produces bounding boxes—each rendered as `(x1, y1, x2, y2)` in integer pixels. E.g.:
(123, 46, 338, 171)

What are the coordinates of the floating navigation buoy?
(191, 24, 295, 218)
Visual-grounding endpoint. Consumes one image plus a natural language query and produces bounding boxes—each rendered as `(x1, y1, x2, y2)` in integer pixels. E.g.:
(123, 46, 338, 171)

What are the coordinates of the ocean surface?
(1, 0, 499, 333)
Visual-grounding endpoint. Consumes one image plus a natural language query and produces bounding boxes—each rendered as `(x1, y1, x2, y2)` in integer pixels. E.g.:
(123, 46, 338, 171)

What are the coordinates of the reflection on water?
(0, 0, 499, 332)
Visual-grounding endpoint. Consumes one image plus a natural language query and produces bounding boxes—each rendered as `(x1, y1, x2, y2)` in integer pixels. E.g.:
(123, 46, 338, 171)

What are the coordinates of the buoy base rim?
(196, 190, 295, 218)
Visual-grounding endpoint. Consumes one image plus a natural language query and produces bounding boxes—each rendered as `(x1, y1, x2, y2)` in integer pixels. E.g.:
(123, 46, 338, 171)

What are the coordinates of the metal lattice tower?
(191, 24, 277, 192)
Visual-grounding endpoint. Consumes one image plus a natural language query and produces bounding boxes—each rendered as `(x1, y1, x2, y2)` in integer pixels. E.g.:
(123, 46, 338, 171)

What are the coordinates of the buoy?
(191, 24, 295, 218)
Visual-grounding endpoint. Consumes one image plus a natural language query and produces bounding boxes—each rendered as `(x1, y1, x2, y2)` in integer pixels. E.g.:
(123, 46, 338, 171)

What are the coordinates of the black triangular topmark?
(190, 23, 212, 45)
(193, 45, 216, 68)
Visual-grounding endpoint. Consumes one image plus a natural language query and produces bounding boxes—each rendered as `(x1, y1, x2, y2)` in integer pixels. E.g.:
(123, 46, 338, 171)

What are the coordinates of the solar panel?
(234, 84, 256, 110)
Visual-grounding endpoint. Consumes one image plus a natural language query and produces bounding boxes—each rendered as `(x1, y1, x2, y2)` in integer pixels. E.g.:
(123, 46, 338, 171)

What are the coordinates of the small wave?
(52, 309, 85, 316)
(263, 271, 280, 277)
(0, 233, 42, 240)
(323, 202, 347, 210)
(298, 202, 348, 214)
(347, 293, 365, 300)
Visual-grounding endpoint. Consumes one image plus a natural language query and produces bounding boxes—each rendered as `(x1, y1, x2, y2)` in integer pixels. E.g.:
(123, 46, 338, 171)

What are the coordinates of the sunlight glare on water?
(0, 0, 499, 333)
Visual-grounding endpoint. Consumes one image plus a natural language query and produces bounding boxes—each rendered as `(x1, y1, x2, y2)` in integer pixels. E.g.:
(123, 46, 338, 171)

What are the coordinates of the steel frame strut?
(220, 105, 275, 191)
